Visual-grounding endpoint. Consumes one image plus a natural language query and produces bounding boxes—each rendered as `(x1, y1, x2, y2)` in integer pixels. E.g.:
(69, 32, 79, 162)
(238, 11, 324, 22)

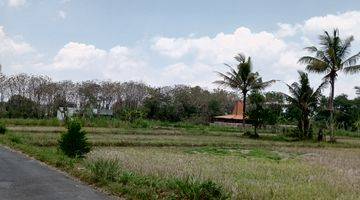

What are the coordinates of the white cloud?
(58, 10, 67, 19)
(152, 27, 301, 89)
(276, 23, 301, 38)
(152, 11, 360, 97)
(0, 26, 42, 74)
(0, 26, 34, 55)
(53, 42, 106, 70)
(7, 0, 26, 8)
(153, 27, 288, 64)
(302, 11, 360, 37)
(51, 42, 151, 82)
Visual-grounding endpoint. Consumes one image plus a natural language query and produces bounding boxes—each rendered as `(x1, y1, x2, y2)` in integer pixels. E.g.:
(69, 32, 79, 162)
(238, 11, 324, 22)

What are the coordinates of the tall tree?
(299, 29, 360, 141)
(284, 71, 327, 139)
(214, 53, 276, 127)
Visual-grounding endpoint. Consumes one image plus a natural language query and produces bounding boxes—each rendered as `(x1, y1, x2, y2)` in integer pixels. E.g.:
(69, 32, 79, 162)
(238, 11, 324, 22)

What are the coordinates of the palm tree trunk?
(304, 113, 310, 139)
(329, 77, 335, 142)
(242, 92, 247, 128)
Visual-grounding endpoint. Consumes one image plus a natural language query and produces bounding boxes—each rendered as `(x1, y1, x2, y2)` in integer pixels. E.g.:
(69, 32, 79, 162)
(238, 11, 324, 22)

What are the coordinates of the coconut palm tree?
(214, 53, 276, 127)
(299, 29, 360, 141)
(284, 71, 327, 139)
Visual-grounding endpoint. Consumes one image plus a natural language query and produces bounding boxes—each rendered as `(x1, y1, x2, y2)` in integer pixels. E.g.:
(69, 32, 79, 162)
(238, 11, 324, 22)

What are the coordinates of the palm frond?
(343, 65, 360, 74)
(304, 46, 318, 53)
(341, 52, 360, 67)
(234, 53, 246, 63)
(338, 36, 354, 58)
(298, 56, 326, 65)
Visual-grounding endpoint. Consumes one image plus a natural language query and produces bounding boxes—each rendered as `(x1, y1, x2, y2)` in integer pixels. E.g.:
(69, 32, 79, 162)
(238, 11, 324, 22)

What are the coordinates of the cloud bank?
(1, 10, 360, 97)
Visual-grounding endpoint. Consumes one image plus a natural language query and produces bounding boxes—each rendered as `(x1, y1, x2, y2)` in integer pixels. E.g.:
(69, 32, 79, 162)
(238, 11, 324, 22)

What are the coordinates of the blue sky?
(1, 0, 360, 98)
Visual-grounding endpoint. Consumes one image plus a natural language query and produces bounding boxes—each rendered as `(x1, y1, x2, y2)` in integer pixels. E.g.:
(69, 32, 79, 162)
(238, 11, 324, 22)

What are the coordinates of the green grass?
(185, 147, 290, 161)
(334, 129, 360, 137)
(0, 117, 295, 134)
(0, 118, 62, 127)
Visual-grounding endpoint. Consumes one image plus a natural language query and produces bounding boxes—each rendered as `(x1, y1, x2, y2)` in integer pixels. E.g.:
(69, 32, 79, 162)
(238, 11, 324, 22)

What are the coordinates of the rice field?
(1, 125, 360, 199)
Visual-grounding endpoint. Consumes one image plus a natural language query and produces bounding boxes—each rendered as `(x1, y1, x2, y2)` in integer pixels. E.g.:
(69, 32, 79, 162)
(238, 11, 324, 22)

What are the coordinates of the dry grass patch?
(88, 147, 360, 199)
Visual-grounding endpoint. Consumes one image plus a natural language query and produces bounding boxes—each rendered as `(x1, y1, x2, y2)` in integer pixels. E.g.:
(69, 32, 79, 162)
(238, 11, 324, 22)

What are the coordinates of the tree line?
(0, 73, 239, 122)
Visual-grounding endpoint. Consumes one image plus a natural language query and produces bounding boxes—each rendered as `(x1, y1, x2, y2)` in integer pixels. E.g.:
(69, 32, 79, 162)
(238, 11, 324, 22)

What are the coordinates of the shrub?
(59, 120, 91, 158)
(8, 134, 22, 144)
(123, 109, 146, 123)
(243, 130, 259, 139)
(85, 158, 122, 183)
(131, 119, 150, 128)
(0, 122, 6, 134)
(172, 178, 228, 200)
(243, 131, 252, 137)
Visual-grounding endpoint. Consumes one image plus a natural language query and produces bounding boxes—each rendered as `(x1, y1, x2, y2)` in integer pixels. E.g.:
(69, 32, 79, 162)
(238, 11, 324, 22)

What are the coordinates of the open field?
(1, 124, 360, 199)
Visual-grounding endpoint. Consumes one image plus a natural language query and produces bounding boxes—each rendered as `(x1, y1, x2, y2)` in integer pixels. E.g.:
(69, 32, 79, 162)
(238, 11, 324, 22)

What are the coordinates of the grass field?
(1, 121, 360, 199)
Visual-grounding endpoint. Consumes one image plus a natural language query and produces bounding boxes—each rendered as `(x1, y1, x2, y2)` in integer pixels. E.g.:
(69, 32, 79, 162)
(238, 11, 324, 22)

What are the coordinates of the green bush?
(171, 178, 228, 200)
(131, 119, 150, 128)
(0, 122, 6, 134)
(58, 120, 91, 158)
(85, 158, 122, 183)
(8, 134, 22, 144)
(124, 109, 146, 123)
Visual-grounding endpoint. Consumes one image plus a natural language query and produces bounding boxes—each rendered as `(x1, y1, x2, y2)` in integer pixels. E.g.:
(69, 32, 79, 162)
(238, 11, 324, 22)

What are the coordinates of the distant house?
(213, 101, 248, 125)
(93, 108, 113, 117)
(57, 107, 78, 121)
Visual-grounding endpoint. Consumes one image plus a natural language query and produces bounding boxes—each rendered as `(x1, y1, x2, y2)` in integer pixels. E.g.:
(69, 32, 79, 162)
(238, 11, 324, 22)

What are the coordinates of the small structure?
(213, 100, 247, 125)
(57, 107, 78, 121)
(57, 107, 114, 121)
(93, 108, 113, 117)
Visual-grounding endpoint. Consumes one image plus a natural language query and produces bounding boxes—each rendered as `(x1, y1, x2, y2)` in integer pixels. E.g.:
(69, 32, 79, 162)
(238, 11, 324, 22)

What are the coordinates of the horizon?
(1, 0, 360, 98)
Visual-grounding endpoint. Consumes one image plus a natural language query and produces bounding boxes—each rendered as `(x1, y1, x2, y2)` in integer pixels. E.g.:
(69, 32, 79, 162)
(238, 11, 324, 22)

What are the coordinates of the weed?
(0, 122, 6, 134)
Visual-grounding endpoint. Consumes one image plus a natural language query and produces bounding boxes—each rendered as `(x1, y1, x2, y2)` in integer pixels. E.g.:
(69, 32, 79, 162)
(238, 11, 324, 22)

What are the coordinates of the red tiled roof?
(214, 100, 245, 120)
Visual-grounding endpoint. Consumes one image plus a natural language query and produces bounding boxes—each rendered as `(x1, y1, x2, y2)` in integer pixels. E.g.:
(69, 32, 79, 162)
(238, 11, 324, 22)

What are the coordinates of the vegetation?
(1, 126, 360, 199)
(299, 29, 360, 141)
(214, 53, 275, 127)
(247, 92, 268, 137)
(284, 71, 326, 139)
(58, 120, 91, 158)
(0, 122, 6, 134)
(84, 157, 228, 200)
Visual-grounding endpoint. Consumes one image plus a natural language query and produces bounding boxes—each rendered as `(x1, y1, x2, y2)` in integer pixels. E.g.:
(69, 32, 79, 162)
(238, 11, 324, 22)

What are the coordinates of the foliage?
(334, 95, 360, 130)
(84, 158, 122, 183)
(283, 71, 326, 139)
(123, 109, 146, 123)
(247, 92, 269, 137)
(0, 122, 6, 134)
(6, 95, 42, 118)
(58, 120, 91, 158)
(264, 92, 286, 124)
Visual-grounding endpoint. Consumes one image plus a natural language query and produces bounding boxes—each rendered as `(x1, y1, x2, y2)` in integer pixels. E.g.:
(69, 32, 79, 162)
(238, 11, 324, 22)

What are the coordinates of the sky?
(0, 0, 360, 98)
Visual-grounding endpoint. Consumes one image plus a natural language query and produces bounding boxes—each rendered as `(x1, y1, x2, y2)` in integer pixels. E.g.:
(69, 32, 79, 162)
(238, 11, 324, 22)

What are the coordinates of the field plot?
(1, 126, 360, 199)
